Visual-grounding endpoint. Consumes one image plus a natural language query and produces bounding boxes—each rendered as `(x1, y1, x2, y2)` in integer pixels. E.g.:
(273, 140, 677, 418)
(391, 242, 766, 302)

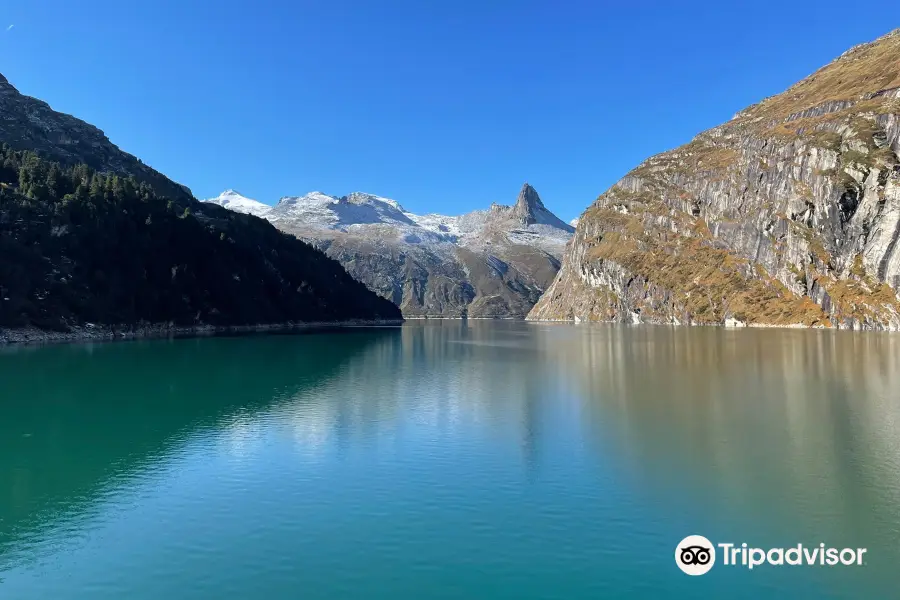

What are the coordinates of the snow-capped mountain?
(203, 184, 574, 318)
(261, 185, 573, 251)
(266, 191, 457, 244)
(205, 190, 272, 217)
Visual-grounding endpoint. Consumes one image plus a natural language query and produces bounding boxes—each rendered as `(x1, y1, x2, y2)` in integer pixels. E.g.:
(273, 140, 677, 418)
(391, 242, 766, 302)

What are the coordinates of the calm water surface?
(1, 322, 899, 598)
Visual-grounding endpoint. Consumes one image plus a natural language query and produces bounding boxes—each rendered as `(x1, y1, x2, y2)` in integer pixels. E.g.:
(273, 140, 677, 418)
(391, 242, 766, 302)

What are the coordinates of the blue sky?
(0, 1, 896, 220)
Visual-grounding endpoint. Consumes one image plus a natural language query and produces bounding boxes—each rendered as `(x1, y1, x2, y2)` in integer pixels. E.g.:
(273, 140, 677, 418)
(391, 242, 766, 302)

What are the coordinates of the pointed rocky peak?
(506, 183, 573, 232)
(513, 183, 545, 225)
(0, 72, 8, 85)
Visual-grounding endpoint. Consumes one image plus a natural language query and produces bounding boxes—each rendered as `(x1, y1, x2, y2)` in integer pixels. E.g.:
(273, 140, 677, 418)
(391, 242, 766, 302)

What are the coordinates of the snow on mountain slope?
(205, 190, 272, 217)
(205, 184, 571, 247)
(407, 212, 462, 238)
(270, 191, 420, 230)
(202, 184, 574, 318)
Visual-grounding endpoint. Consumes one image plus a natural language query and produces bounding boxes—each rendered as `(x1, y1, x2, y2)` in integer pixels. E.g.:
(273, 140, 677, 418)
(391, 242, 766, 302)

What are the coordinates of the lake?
(1, 322, 899, 598)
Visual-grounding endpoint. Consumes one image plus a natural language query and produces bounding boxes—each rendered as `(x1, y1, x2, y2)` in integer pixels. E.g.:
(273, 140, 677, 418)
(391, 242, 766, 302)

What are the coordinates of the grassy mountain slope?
(530, 29, 900, 330)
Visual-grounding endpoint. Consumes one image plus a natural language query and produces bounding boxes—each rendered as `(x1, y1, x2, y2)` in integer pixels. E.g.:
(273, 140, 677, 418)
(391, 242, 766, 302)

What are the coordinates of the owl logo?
(675, 535, 716, 575)
(680, 545, 712, 566)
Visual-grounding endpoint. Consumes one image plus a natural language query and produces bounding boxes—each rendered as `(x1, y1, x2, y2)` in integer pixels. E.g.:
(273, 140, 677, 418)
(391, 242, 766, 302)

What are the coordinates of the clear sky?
(0, 1, 896, 220)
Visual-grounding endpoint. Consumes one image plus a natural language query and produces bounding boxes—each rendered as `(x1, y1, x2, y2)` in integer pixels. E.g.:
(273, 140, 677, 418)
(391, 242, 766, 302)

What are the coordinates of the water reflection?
(1, 322, 899, 598)
(537, 324, 900, 592)
(0, 329, 396, 564)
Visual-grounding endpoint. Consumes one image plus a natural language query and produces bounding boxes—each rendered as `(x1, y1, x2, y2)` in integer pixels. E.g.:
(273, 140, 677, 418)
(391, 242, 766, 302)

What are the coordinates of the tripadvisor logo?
(675, 535, 716, 576)
(675, 535, 867, 575)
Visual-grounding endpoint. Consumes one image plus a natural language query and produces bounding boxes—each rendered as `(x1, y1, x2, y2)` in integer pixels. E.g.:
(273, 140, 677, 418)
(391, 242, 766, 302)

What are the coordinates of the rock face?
(0, 73, 192, 200)
(529, 29, 900, 330)
(205, 184, 574, 318)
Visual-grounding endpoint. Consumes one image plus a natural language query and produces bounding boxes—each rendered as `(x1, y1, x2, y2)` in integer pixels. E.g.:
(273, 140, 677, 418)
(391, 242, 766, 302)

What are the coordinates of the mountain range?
(4, 28, 900, 336)
(529, 28, 900, 330)
(204, 184, 574, 318)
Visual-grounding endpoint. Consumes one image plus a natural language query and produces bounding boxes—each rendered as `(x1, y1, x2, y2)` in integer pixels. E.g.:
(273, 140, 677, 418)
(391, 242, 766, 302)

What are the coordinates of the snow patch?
(206, 187, 574, 255)
(204, 190, 272, 217)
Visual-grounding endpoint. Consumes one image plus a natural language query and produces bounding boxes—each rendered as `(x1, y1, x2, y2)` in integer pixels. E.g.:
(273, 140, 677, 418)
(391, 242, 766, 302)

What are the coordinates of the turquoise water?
(1, 322, 899, 598)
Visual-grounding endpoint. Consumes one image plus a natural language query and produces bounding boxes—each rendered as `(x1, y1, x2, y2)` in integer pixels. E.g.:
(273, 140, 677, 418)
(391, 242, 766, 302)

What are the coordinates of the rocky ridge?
(529, 29, 900, 330)
(0, 73, 192, 201)
(205, 184, 574, 318)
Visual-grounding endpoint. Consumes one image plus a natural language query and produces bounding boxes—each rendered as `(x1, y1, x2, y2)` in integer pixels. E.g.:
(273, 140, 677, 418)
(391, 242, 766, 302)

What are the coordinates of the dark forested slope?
(0, 148, 401, 331)
(0, 73, 193, 202)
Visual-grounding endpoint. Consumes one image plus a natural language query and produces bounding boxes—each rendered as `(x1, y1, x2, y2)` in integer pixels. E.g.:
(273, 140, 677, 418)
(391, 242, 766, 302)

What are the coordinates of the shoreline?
(9, 315, 895, 347)
(401, 316, 522, 321)
(0, 319, 405, 347)
(525, 317, 900, 333)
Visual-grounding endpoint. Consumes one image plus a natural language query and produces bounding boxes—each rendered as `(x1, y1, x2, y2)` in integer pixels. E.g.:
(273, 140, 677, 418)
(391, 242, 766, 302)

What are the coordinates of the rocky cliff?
(529, 29, 900, 330)
(206, 184, 574, 318)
